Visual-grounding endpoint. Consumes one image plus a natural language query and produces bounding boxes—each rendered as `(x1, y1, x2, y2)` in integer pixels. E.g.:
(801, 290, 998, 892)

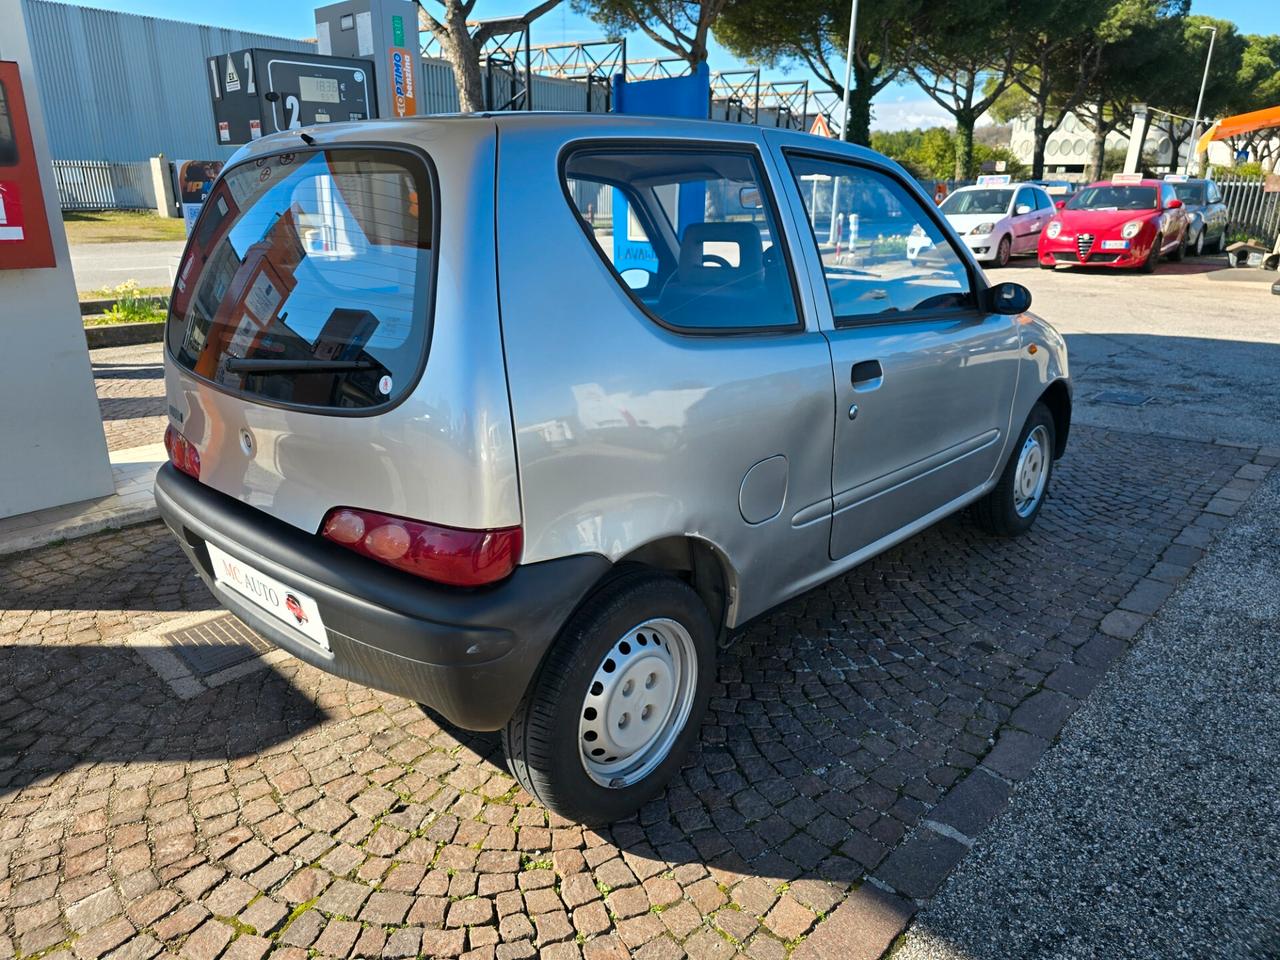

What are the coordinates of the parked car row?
(917, 173, 1231, 275)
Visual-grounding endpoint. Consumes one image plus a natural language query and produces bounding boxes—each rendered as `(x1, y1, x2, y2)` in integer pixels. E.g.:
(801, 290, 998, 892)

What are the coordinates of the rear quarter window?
(167, 147, 434, 412)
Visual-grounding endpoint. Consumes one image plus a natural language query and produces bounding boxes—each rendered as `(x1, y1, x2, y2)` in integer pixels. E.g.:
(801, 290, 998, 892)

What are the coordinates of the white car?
(909, 184, 1056, 268)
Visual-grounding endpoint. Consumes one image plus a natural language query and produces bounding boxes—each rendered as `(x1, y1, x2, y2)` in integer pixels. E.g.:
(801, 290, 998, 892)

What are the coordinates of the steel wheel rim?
(1013, 425, 1050, 517)
(578, 617, 698, 789)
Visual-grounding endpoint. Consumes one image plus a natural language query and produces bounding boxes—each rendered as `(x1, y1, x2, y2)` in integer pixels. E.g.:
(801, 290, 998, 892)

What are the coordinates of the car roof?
(1084, 179, 1163, 188)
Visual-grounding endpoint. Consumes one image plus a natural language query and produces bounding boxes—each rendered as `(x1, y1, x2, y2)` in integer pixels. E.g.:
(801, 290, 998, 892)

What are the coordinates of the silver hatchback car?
(156, 113, 1070, 824)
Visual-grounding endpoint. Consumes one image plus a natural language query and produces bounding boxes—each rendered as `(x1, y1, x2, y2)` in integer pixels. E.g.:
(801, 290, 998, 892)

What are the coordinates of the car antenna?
(298, 131, 316, 146)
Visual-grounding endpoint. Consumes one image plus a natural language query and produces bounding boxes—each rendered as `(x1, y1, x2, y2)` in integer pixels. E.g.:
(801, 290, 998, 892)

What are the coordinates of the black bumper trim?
(154, 463, 610, 730)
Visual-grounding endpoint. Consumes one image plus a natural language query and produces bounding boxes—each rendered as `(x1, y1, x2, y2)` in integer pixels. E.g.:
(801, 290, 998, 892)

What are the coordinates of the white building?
(1008, 112, 1264, 178)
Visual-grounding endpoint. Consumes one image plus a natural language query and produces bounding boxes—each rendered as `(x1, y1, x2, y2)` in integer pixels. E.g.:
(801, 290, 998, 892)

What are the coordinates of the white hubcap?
(579, 618, 697, 789)
(1014, 425, 1050, 517)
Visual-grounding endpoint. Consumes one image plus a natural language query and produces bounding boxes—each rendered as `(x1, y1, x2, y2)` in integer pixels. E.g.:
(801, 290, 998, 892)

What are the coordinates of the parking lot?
(2, 260, 1278, 960)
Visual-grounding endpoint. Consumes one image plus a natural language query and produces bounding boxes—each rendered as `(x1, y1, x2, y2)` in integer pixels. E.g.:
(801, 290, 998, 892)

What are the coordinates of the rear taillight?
(164, 425, 201, 480)
(321, 507, 522, 587)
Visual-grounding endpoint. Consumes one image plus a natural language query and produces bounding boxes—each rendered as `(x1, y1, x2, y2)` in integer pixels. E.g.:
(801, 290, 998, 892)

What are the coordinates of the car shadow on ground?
(0, 643, 325, 799)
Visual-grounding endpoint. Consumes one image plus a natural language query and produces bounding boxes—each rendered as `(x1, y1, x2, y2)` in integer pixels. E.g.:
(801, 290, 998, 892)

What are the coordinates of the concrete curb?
(84, 321, 165, 349)
(79, 295, 167, 316)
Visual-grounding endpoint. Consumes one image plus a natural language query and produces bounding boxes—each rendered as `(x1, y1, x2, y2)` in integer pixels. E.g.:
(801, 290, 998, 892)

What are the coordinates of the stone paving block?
(982, 729, 1050, 781)
(1100, 609, 1147, 640)
(1010, 689, 1079, 741)
(1044, 661, 1105, 700)
(1119, 579, 1176, 616)
(178, 921, 232, 960)
(795, 883, 917, 960)
(926, 769, 1012, 839)
(763, 895, 816, 941)
(876, 826, 969, 900)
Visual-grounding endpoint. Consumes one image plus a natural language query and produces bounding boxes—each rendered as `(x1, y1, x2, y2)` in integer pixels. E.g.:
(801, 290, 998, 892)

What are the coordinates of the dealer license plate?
(206, 542, 329, 650)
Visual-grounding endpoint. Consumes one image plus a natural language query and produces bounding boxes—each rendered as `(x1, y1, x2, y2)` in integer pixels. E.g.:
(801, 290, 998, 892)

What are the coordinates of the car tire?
(1039, 259, 1055, 270)
(1169, 231, 1187, 262)
(972, 403, 1056, 537)
(1193, 229, 1205, 257)
(994, 235, 1012, 268)
(501, 569, 714, 825)
(1141, 234, 1161, 273)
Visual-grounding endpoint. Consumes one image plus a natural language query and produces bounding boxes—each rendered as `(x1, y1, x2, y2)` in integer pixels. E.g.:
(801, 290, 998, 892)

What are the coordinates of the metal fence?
(52, 160, 156, 212)
(1216, 173, 1280, 245)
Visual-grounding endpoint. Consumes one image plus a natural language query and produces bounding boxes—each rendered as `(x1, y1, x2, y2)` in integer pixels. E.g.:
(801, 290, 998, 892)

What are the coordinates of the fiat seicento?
(156, 113, 1071, 824)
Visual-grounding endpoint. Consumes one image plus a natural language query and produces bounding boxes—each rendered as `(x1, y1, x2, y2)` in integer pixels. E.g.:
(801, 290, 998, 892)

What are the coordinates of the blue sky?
(50, 0, 1273, 130)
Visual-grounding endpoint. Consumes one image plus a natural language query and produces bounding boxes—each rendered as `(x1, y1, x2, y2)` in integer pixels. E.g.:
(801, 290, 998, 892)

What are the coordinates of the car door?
(1009, 186, 1039, 254)
(771, 145, 1022, 561)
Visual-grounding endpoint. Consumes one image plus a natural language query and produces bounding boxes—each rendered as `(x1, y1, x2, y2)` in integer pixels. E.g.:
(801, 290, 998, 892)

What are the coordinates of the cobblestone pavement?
(0, 426, 1268, 960)
(92, 344, 165, 453)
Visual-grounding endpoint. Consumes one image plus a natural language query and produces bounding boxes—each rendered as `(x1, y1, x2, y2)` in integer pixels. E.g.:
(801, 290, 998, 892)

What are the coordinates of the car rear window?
(167, 147, 433, 411)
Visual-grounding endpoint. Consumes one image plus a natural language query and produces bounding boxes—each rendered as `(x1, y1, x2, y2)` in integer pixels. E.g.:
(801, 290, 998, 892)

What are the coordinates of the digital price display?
(299, 76, 340, 104)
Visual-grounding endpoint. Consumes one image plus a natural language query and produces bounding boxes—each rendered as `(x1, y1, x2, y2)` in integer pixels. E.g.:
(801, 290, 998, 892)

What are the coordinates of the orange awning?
(1196, 104, 1280, 156)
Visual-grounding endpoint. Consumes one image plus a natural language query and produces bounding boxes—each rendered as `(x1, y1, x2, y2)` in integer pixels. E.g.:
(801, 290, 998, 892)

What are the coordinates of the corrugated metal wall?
(26, 0, 314, 163)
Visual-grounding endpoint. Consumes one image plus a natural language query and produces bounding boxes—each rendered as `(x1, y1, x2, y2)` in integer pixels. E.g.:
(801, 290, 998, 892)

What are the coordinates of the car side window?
(1207, 182, 1221, 203)
(563, 147, 800, 332)
(1162, 184, 1177, 207)
(1034, 189, 1052, 211)
(1014, 187, 1035, 212)
(784, 153, 974, 324)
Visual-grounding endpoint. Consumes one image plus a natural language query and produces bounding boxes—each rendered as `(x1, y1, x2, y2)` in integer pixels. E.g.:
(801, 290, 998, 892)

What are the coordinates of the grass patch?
(81, 283, 170, 301)
(64, 210, 187, 243)
(84, 280, 169, 325)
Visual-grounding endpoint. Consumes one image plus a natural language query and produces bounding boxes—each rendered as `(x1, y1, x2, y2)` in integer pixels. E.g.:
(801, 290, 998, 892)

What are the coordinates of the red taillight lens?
(164, 425, 201, 480)
(321, 507, 522, 587)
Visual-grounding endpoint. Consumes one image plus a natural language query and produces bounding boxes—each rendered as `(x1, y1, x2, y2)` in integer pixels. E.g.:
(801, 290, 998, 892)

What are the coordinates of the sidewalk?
(0, 442, 163, 557)
(894, 466, 1280, 960)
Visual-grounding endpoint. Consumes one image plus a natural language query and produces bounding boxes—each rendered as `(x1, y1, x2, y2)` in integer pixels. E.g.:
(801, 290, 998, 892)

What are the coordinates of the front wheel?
(972, 403, 1056, 537)
(1141, 234, 1161, 273)
(1193, 229, 1205, 257)
(1169, 230, 1187, 262)
(502, 570, 714, 825)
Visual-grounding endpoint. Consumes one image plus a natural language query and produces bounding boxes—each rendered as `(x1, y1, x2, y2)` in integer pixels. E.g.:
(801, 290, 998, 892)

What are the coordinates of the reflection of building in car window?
(0, 81, 18, 167)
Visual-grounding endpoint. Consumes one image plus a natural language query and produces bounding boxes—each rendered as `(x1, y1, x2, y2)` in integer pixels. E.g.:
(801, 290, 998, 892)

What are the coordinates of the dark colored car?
(1164, 176, 1229, 256)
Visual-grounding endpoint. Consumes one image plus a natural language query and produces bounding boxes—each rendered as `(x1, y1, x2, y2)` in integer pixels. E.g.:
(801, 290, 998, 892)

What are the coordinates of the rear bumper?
(154, 464, 610, 730)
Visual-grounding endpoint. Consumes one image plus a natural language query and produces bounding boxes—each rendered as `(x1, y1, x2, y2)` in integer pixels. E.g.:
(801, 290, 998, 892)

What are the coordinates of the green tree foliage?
(572, 0, 728, 66)
(714, 0, 920, 146)
(904, 0, 1021, 180)
(871, 127, 1026, 180)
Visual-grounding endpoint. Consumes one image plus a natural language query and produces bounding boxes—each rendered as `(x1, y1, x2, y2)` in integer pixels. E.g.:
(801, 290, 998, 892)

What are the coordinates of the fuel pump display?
(0, 61, 56, 270)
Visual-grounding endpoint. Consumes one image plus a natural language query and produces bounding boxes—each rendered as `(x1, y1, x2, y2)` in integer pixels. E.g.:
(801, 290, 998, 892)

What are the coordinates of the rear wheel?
(993, 235, 1012, 268)
(1193, 229, 1205, 257)
(972, 403, 1055, 537)
(1169, 230, 1187, 262)
(502, 570, 714, 825)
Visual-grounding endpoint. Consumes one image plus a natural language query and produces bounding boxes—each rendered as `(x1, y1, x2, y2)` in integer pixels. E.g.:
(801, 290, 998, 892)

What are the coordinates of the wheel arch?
(611, 535, 735, 640)
(1038, 379, 1072, 458)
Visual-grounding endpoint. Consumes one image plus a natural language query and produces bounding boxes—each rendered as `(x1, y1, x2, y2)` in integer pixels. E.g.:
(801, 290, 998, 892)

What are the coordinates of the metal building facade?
(25, 0, 314, 163)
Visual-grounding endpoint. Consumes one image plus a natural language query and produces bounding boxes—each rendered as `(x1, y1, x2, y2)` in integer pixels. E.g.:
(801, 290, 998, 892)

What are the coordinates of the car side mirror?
(1055, 200, 1066, 210)
(987, 281, 1032, 315)
(739, 186, 762, 210)
(1015, 204, 1032, 216)
(1167, 198, 1183, 209)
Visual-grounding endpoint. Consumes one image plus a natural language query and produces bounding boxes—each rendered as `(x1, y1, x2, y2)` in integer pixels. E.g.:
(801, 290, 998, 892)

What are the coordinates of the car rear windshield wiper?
(223, 358, 379, 373)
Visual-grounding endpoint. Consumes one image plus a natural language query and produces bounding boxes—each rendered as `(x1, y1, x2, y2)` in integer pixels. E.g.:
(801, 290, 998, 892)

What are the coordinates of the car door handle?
(851, 359, 883, 391)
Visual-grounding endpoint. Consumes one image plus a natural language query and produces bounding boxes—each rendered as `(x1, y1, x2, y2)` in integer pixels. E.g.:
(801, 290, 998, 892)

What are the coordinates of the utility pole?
(1186, 25, 1217, 175)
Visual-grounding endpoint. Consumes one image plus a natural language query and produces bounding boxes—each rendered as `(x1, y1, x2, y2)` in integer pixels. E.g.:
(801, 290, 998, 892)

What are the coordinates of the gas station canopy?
(1196, 104, 1280, 157)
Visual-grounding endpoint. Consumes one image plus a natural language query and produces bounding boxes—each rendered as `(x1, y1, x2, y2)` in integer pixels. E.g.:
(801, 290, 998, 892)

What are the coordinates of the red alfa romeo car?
(1038, 175, 1190, 272)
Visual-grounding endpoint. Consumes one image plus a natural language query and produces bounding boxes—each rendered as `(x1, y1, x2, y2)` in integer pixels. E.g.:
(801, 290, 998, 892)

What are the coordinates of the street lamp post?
(839, 0, 858, 142)
(829, 0, 858, 246)
(1186, 25, 1217, 175)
